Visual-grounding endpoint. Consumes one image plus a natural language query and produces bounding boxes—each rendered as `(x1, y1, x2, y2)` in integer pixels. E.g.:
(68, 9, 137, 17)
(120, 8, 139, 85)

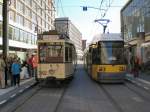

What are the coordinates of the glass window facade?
(3, 22, 37, 44)
(10, 0, 16, 8)
(25, 7, 31, 18)
(9, 10, 15, 22)
(0, 0, 55, 49)
(121, 0, 150, 41)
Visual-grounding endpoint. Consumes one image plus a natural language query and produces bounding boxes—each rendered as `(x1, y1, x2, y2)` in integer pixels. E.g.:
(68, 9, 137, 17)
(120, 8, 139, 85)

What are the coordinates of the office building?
(55, 17, 83, 60)
(121, 0, 150, 64)
(0, 0, 55, 60)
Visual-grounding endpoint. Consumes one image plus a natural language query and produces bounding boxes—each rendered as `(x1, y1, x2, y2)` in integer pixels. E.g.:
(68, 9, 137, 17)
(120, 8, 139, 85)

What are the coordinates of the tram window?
(100, 42, 125, 64)
(38, 42, 63, 63)
(65, 47, 69, 62)
(92, 48, 100, 64)
(69, 47, 72, 61)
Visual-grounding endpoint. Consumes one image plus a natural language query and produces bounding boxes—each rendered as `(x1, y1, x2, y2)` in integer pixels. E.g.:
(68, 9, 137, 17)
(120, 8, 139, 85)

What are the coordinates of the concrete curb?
(126, 74, 150, 91)
(0, 80, 37, 107)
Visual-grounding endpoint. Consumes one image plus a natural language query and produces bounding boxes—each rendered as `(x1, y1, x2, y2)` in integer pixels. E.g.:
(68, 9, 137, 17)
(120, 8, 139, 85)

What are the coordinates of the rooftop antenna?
(94, 19, 110, 33)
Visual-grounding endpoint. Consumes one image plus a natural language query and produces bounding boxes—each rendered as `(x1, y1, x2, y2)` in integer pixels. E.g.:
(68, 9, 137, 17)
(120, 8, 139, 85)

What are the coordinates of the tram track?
(11, 85, 42, 112)
(126, 79, 150, 94)
(95, 81, 150, 112)
(124, 82, 150, 103)
(96, 83, 125, 112)
(53, 84, 68, 112)
(0, 81, 69, 112)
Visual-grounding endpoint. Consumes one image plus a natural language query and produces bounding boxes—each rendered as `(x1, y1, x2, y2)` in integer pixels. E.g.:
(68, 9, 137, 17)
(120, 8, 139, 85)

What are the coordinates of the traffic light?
(83, 6, 87, 11)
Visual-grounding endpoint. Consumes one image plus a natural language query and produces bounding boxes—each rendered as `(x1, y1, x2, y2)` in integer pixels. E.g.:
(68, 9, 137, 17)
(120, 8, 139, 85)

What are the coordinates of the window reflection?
(100, 42, 125, 64)
(38, 42, 63, 63)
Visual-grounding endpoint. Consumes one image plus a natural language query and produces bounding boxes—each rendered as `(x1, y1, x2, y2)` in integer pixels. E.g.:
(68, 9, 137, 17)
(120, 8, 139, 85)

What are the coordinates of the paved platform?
(0, 78, 36, 106)
(126, 71, 150, 90)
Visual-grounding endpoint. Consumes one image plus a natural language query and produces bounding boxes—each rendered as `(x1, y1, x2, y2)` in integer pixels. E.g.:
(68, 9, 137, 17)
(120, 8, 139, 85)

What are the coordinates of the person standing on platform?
(11, 59, 21, 87)
(132, 56, 140, 78)
(27, 55, 33, 78)
(0, 54, 6, 88)
(31, 53, 38, 80)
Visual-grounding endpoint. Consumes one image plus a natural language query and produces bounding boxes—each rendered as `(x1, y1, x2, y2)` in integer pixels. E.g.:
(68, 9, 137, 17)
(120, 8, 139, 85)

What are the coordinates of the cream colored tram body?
(37, 31, 77, 81)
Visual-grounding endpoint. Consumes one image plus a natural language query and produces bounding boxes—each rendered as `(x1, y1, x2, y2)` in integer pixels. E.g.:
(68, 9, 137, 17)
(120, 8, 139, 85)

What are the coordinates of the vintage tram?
(37, 31, 77, 82)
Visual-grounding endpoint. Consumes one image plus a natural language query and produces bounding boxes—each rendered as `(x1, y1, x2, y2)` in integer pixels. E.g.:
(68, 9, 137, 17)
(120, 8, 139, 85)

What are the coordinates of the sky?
(56, 0, 129, 43)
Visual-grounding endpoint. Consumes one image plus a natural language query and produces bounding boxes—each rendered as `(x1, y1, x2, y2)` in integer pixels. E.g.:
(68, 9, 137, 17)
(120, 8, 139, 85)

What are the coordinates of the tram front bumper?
(97, 72, 126, 82)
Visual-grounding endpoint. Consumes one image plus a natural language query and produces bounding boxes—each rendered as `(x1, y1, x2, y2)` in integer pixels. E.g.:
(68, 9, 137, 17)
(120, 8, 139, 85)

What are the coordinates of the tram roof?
(92, 33, 123, 43)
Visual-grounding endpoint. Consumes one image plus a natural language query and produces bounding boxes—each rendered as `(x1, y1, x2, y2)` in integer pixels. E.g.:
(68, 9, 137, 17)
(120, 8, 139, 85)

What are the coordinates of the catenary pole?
(2, 0, 9, 86)
(2, 0, 9, 59)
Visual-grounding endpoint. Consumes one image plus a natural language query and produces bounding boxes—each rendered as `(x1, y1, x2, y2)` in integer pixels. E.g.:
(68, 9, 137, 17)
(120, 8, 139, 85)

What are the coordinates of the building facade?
(0, 0, 55, 60)
(55, 17, 83, 60)
(121, 0, 150, 64)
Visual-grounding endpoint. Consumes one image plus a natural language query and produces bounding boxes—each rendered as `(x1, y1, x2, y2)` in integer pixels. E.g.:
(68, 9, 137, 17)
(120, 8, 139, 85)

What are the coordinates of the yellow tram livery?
(83, 33, 126, 83)
(37, 30, 77, 82)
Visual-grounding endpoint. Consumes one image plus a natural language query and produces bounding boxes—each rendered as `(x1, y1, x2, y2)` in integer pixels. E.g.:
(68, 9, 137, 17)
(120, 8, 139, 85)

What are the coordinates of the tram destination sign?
(39, 35, 59, 40)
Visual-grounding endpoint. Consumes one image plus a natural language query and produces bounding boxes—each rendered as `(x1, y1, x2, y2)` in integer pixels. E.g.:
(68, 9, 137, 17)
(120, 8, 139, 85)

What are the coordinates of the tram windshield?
(100, 41, 125, 64)
(38, 42, 63, 63)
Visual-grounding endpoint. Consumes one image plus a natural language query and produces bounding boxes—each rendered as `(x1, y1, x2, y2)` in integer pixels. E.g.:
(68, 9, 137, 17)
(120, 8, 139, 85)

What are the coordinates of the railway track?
(0, 82, 69, 112)
(95, 81, 150, 112)
(124, 82, 150, 102)
(96, 83, 125, 112)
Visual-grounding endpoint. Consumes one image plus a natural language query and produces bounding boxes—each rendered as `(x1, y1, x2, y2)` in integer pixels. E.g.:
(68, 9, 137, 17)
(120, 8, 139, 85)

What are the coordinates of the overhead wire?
(56, 0, 60, 16)
(89, 0, 115, 40)
(89, 0, 105, 42)
(56, 0, 66, 17)
(59, 0, 66, 17)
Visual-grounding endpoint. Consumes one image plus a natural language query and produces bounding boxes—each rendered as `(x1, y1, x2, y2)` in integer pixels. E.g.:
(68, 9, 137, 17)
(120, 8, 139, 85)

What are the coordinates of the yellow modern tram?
(37, 31, 77, 82)
(83, 34, 126, 83)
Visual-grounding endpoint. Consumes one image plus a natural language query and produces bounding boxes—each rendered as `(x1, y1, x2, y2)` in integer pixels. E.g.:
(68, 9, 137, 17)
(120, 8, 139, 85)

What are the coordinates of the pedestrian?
(133, 56, 140, 78)
(31, 53, 38, 80)
(26, 54, 33, 78)
(11, 59, 21, 87)
(20, 62, 29, 79)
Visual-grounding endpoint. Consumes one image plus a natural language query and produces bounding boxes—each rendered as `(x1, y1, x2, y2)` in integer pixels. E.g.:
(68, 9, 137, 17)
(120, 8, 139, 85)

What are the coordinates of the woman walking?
(11, 59, 21, 87)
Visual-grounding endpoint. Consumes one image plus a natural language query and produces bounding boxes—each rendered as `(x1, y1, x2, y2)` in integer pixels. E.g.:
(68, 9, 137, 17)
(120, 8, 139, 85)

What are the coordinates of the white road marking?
(0, 100, 7, 105)
(144, 86, 149, 90)
(137, 78, 150, 85)
(132, 97, 144, 102)
(10, 94, 16, 98)
(25, 86, 30, 89)
(19, 89, 24, 93)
